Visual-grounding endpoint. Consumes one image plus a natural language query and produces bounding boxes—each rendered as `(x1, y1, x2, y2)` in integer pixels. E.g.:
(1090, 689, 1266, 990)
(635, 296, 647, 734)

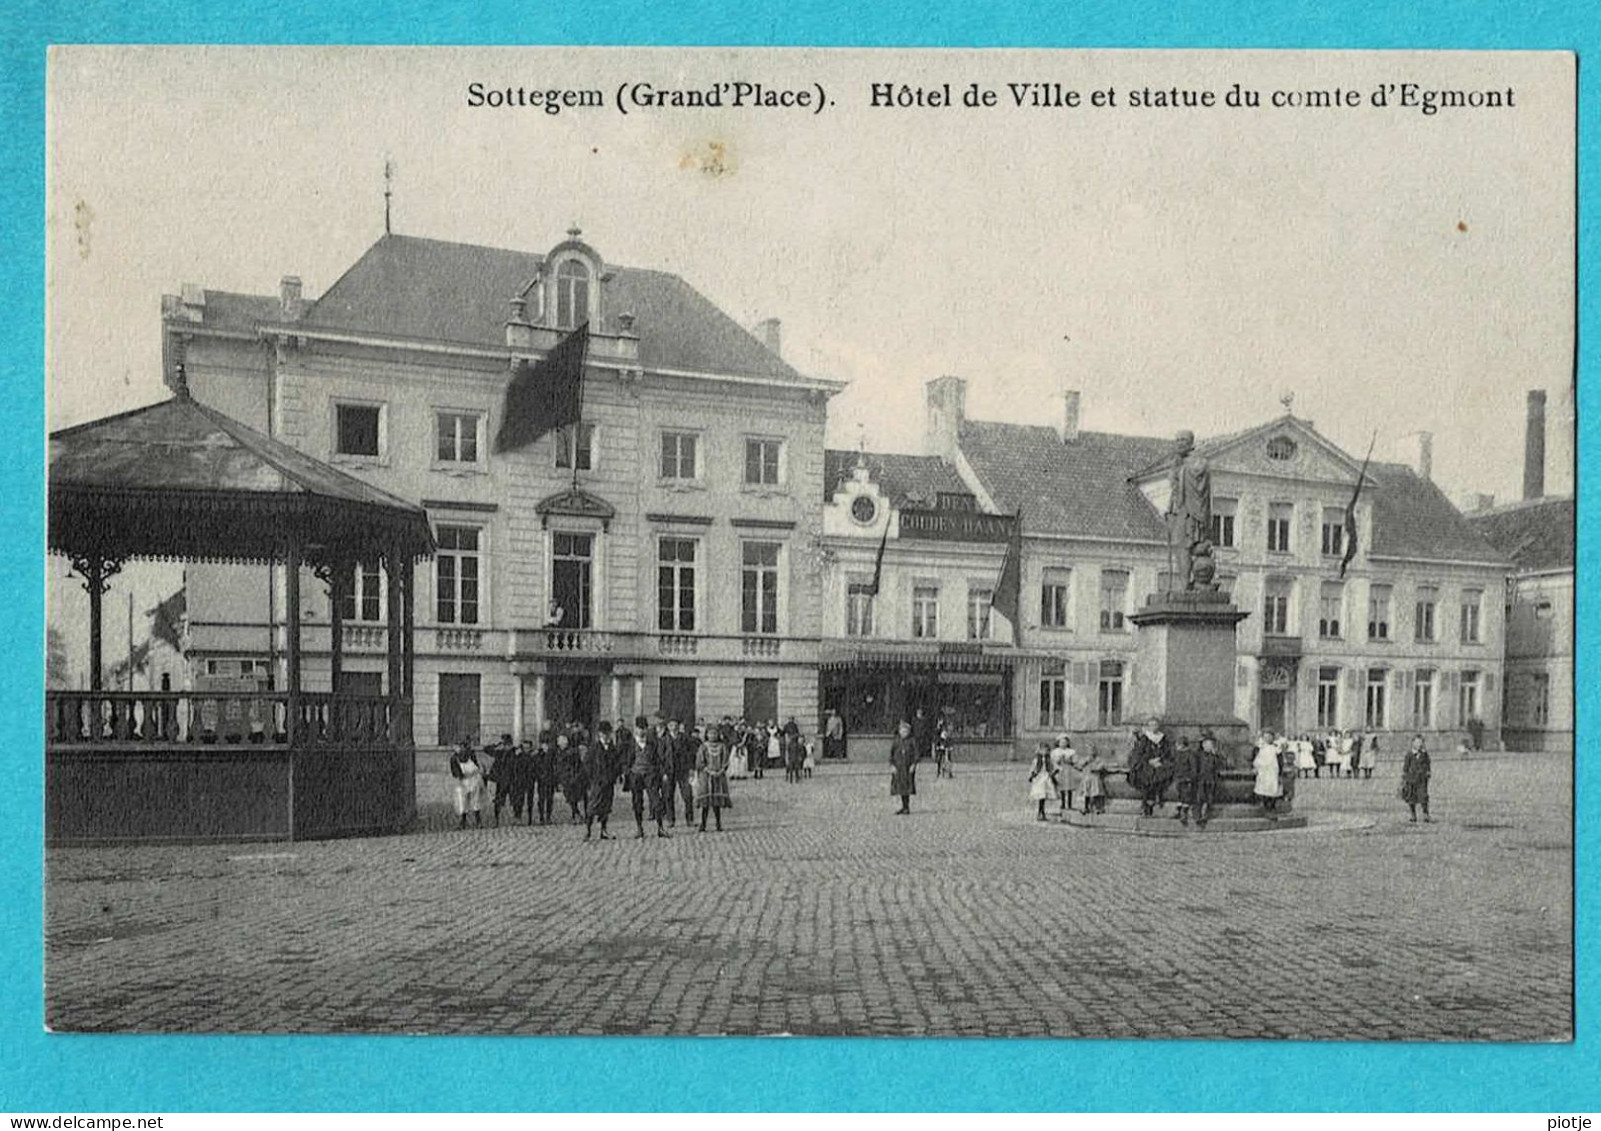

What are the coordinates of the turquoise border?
(1, 0, 1594, 1112)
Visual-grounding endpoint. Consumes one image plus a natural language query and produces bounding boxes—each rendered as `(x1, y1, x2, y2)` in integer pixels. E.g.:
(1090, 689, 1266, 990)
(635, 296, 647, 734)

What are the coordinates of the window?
(1534, 600, 1553, 620)
(657, 538, 697, 632)
(1368, 583, 1392, 641)
(1413, 669, 1435, 728)
(435, 411, 481, 464)
(1040, 568, 1072, 629)
(1211, 498, 1237, 548)
(660, 431, 699, 480)
(1039, 675, 1066, 729)
(741, 541, 781, 635)
(339, 562, 384, 623)
(555, 422, 596, 471)
(1266, 436, 1297, 461)
(1460, 589, 1483, 644)
(1320, 507, 1345, 557)
(1532, 673, 1551, 726)
(967, 587, 994, 640)
(335, 403, 382, 458)
(555, 259, 590, 329)
(912, 586, 940, 639)
(1267, 503, 1293, 553)
(435, 525, 481, 625)
(1415, 585, 1438, 642)
(1318, 582, 1343, 639)
(744, 438, 783, 486)
(1099, 569, 1129, 632)
(1097, 660, 1124, 727)
(1459, 670, 1480, 724)
(1263, 578, 1292, 636)
(846, 581, 876, 637)
(551, 532, 594, 629)
(1317, 667, 1340, 729)
(1366, 669, 1388, 728)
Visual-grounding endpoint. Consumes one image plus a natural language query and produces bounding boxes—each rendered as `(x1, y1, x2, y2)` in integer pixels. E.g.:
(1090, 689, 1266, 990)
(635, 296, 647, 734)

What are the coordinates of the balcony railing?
(535, 628, 619, 654)
(436, 628, 484, 651)
(342, 624, 387, 650)
(658, 634, 698, 656)
(46, 690, 400, 748)
(742, 636, 782, 658)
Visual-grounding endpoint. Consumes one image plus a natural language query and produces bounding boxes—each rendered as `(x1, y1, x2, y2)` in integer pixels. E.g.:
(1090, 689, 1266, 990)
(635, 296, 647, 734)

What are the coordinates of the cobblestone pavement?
(45, 751, 1572, 1040)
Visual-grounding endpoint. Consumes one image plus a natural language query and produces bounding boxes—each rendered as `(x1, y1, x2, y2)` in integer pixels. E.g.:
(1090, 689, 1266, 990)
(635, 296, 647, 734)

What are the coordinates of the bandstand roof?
(49, 392, 435, 566)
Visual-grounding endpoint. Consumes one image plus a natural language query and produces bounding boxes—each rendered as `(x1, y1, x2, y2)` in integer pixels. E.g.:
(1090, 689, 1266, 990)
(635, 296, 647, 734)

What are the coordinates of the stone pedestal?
(1126, 589, 1252, 767)
(1065, 588, 1306, 832)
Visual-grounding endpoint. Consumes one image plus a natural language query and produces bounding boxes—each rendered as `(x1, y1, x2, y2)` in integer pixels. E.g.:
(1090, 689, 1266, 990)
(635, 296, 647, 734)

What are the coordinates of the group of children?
(1027, 734, 1109, 820)
(1281, 730, 1382, 779)
(725, 718, 817, 782)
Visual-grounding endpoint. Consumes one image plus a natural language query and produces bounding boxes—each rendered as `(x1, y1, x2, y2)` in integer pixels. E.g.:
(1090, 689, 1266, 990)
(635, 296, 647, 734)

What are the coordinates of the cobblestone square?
(44, 750, 1571, 1040)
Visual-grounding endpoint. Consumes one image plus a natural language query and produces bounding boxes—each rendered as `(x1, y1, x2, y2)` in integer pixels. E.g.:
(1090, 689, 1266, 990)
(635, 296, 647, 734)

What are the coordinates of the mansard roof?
(206, 233, 807, 383)
(957, 421, 1171, 543)
(1465, 495, 1574, 573)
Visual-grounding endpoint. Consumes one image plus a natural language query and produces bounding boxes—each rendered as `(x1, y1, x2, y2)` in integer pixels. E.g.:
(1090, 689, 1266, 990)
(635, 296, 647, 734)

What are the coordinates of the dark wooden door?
(438, 673, 481, 746)
(659, 676, 697, 726)
(743, 677, 778, 726)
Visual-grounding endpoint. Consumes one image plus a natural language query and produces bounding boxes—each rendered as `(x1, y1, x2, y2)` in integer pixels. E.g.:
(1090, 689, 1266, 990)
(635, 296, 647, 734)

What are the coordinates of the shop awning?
(819, 643, 1016, 674)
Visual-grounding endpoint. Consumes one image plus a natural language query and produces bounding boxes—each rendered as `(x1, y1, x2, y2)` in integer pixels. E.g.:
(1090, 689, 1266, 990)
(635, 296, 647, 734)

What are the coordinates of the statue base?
(1074, 589, 1301, 835)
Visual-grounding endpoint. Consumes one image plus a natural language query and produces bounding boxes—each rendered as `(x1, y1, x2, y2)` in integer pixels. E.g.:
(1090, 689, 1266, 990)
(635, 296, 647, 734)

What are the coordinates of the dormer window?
(556, 259, 590, 329)
(1266, 435, 1297, 461)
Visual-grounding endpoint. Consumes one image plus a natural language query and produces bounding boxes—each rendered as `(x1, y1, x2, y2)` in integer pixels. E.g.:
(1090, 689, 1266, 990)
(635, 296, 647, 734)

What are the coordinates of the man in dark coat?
(484, 732, 517, 826)
(890, 720, 918, 815)
(911, 707, 934, 764)
(1127, 716, 1175, 817)
(583, 721, 622, 840)
(667, 719, 696, 827)
(531, 729, 558, 824)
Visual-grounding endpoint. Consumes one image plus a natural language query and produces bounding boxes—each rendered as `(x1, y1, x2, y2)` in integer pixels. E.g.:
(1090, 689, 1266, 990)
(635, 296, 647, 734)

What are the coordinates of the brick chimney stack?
(1057, 389, 1081, 443)
(1524, 389, 1547, 500)
(1401, 431, 1433, 482)
(755, 317, 782, 359)
(280, 275, 303, 321)
(925, 376, 967, 465)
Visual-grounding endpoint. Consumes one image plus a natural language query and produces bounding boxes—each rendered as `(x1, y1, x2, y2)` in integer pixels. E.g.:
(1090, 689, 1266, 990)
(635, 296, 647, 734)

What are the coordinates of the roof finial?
(1279, 389, 1295, 414)
(567, 223, 583, 240)
(383, 157, 395, 235)
(856, 424, 868, 467)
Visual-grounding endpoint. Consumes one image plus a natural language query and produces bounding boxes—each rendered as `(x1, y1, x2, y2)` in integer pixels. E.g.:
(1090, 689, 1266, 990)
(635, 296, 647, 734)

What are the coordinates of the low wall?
(46, 743, 417, 846)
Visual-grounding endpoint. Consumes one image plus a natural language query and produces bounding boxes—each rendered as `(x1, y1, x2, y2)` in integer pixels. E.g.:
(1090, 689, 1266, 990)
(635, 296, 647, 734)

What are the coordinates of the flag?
(148, 587, 186, 653)
(865, 519, 890, 596)
(992, 508, 1023, 625)
(494, 323, 589, 454)
(1340, 434, 1377, 578)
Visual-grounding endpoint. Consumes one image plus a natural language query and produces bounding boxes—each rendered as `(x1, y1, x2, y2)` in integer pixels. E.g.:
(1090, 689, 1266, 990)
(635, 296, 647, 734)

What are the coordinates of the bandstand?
(46, 382, 434, 844)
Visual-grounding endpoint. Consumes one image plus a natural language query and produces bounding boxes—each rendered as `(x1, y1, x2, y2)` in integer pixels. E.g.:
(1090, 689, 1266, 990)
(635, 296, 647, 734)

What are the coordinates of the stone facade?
(168, 232, 841, 747)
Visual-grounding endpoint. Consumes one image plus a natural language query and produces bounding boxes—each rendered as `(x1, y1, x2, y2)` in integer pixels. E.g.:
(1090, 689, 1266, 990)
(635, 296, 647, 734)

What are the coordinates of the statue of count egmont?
(1167, 430, 1216, 591)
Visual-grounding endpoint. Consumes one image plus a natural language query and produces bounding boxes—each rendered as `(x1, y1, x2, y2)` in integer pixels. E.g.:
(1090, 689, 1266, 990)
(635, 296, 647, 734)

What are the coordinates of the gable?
(1135, 416, 1363, 488)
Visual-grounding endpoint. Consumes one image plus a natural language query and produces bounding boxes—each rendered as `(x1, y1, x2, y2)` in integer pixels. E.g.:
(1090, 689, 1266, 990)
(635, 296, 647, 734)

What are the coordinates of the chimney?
(1401, 430, 1433, 482)
(925, 376, 967, 465)
(1547, 382, 1575, 497)
(1523, 389, 1546, 500)
(756, 317, 782, 359)
(1057, 389, 1081, 443)
(280, 275, 303, 321)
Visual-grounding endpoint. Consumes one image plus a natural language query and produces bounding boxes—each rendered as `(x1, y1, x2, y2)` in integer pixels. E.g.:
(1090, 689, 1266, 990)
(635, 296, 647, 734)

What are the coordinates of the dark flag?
(494, 323, 589, 454)
(1340, 433, 1377, 578)
(865, 519, 891, 596)
(991, 508, 1023, 625)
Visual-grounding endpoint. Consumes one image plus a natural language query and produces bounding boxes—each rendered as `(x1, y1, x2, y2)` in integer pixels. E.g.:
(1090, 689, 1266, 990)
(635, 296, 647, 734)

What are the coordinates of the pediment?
(1135, 416, 1364, 488)
(535, 487, 616, 529)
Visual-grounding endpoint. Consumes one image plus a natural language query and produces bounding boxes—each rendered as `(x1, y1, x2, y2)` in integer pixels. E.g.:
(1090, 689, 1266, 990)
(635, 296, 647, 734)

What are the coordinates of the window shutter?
(1072, 661, 1090, 685)
(1485, 671, 1496, 694)
(1236, 662, 1250, 688)
(1345, 669, 1360, 692)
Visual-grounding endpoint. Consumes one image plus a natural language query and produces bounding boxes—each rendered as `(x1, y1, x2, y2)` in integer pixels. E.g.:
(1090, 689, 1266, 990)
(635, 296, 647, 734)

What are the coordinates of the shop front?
(820, 642, 1016, 762)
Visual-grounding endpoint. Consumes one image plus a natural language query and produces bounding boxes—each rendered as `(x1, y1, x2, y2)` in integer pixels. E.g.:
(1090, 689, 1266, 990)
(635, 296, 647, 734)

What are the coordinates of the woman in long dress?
(695, 726, 732, 832)
(1252, 732, 1283, 813)
(1400, 734, 1431, 822)
(1049, 733, 1078, 815)
(889, 720, 918, 815)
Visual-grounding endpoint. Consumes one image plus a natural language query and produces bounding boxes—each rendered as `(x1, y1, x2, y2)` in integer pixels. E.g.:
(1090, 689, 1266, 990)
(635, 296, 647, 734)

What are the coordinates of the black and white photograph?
(44, 46, 1575, 1041)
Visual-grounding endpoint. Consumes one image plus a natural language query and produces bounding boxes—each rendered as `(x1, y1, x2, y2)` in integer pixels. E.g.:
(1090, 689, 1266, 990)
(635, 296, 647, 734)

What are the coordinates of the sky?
(45, 47, 1575, 674)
